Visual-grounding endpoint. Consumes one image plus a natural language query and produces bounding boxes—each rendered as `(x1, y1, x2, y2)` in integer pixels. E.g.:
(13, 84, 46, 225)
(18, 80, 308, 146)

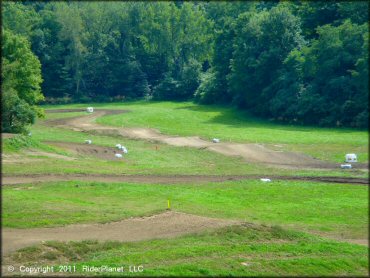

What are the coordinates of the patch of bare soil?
(24, 150, 75, 161)
(2, 133, 16, 139)
(44, 109, 126, 132)
(2, 211, 240, 255)
(2, 151, 74, 164)
(43, 109, 365, 169)
(1, 154, 42, 164)
(2, 174, 368, 185)
(117, 128, 340, 168)
(44, 141, 125, 161)
(309, 231, 369, 247)
(334, 238, 368, 247)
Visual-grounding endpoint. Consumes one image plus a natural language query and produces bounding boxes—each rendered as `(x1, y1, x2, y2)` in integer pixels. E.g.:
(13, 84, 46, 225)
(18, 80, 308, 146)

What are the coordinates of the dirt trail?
(44, 109, 355, 169)
(2, 211, 240, 255)
(2, 211, 367, 258)
(2, 173, 368, 185)
(2, 174, 246, 185)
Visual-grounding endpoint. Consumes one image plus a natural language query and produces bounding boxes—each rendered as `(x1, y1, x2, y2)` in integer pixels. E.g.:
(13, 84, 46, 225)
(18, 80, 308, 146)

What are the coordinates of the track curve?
(44, 109, 364, 170)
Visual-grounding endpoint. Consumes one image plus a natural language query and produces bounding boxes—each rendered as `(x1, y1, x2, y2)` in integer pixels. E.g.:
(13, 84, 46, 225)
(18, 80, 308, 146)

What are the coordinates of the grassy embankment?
(7, 225, 368, 276)
(4, 180, 367, 242)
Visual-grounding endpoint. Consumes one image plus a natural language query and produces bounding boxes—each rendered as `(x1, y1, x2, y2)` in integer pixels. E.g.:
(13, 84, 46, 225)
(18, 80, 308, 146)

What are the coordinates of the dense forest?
(2, 1, 369, 132)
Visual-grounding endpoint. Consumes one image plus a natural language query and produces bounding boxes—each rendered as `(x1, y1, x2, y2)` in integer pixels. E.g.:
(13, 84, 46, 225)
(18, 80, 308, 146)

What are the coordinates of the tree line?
(2, 1, 369, 132)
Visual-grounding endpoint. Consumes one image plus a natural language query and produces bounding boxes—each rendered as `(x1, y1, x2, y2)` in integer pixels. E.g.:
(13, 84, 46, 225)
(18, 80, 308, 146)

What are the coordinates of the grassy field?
(8, 226, 368, 276)
(94, 101, 368, 163)
(3, 125, 367, 178)
(3, 103, 368, 178)
(4, 180, 367, 241)
(2, 101, 369, 276)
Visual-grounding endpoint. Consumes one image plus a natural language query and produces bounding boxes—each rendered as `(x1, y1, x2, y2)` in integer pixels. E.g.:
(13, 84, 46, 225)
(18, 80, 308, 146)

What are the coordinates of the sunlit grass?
(40, 101, 368, 162)
(4, 180, 368, 241)
(8, 226, 368, 276)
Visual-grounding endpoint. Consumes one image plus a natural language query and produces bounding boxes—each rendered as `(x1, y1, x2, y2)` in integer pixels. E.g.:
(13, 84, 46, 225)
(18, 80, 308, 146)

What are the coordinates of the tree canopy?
(2, 1, 369, 130)
(2, 29, 43, 133)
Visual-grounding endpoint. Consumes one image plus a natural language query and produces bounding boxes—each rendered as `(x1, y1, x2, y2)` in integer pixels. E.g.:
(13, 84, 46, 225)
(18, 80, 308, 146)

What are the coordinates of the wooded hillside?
(2, 1, 368, 131)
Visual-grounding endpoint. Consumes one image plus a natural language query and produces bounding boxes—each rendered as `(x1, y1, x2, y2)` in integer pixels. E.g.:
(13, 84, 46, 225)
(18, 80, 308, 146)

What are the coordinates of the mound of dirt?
(44, 141, 125, 161)
(2, 211, 240, 255)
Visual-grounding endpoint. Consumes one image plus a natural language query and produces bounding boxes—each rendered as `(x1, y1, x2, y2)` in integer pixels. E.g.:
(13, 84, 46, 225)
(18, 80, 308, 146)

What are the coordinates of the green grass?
(2, 134, 69, 156)
(8, 226, 368, 276)
(39, 101, 368, 163)
(2, 124, 271, 176)
(3, 134, 47, 153)
(3, 117, 366, 178)
(2, 102, 369, 276)
(42, 111, 87, 120)
(91, 101, 368, 163)
(3, 103, 367, 178)
(3, 180, 368, 241)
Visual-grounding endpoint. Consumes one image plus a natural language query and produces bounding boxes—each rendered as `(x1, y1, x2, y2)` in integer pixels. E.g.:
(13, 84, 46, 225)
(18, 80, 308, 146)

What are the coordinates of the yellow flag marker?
(167, 199, 171, 210)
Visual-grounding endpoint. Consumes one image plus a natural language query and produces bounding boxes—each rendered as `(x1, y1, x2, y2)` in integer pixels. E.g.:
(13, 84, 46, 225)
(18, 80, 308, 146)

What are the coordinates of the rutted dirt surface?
(2, 173, 368, 185)
(44, 141, 126, 161)
(44, 109, 367, 169)
(2, 211, 240, 255)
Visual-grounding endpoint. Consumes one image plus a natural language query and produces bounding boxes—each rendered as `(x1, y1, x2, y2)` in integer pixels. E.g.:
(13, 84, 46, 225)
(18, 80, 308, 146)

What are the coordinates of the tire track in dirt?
(44, 109, 355, 169)
(2, 211, 241, 255)
(2, 173, 368, 185)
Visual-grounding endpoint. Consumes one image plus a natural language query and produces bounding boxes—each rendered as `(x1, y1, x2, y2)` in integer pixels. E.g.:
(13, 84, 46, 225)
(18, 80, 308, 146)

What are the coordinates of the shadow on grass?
(175, 103, 364, 134)
(42, 100, 366, 134)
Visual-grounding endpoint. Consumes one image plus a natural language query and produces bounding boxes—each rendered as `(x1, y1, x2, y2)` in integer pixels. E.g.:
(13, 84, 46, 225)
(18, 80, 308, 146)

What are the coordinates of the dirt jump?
(44, 109, 360, 169)
(2, 211, 240, 255)
(44, 141, 126, 161)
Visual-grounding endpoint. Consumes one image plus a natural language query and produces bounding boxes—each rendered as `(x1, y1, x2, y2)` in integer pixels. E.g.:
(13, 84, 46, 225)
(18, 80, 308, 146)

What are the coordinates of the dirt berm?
(2, 211, 240, 255)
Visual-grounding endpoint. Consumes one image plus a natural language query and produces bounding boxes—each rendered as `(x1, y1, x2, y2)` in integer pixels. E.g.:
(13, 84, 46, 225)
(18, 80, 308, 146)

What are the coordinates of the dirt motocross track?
(45, 109, 355, 169)
(2, 211, 241, 255)
(2, 108, 368, 260)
